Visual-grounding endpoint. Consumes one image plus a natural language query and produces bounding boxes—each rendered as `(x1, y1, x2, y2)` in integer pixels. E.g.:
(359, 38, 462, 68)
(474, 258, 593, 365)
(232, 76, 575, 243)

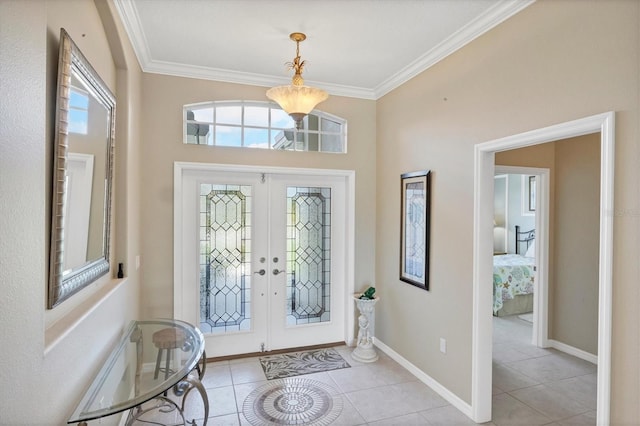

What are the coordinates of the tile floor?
(148, 315, 597, 425)
(491, 315, 597, 426)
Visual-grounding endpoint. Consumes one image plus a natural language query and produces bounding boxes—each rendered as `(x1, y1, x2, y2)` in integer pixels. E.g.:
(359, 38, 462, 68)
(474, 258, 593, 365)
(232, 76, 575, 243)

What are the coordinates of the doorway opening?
(471, 112, 615, 424)
(493, 166, 550, 348)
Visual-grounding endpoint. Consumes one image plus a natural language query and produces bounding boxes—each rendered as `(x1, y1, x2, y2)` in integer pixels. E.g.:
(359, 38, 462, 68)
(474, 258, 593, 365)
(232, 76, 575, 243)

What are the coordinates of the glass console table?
(68, 319, 208, 425)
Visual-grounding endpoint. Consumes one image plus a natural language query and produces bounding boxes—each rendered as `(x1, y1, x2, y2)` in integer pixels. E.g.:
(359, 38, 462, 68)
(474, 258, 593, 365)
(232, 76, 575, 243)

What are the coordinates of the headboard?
(515, 225, 535, 255)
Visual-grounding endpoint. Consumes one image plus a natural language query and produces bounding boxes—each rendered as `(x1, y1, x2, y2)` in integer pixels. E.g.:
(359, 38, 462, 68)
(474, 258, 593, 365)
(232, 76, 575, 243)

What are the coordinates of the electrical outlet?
(440, 338, 447, 354)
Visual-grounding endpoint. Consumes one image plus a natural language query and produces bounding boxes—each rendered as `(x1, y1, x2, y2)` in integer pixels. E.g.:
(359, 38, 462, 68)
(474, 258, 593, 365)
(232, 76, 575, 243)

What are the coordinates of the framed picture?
(528, 175, 536, 212)
(400, 170, 431, 290)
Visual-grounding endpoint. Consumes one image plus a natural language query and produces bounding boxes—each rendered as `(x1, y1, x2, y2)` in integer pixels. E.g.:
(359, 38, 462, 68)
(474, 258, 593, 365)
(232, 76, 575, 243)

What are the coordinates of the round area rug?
(242, 377, 343, 425)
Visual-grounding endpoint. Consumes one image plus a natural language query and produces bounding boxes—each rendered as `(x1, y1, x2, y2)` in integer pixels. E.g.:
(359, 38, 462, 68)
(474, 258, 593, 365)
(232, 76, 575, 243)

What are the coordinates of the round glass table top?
(68, 319, 204, 424)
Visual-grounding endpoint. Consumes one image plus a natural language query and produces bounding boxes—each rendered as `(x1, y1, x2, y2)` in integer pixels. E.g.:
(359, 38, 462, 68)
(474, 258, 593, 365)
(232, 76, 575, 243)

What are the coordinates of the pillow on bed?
(525, 241, 535, 258)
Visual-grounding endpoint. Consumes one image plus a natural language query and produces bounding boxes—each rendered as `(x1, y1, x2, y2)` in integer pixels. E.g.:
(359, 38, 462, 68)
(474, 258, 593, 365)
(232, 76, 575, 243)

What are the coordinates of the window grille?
(184, 101, 346, 153)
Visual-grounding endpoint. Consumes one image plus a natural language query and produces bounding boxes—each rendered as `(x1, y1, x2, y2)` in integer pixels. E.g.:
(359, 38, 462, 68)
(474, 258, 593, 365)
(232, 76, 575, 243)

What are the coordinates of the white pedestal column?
(352, 295, 379, 363)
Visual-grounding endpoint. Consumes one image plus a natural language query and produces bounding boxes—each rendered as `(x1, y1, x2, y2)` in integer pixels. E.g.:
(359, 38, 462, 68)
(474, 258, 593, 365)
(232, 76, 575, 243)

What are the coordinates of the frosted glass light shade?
(266, 85, 328, 122)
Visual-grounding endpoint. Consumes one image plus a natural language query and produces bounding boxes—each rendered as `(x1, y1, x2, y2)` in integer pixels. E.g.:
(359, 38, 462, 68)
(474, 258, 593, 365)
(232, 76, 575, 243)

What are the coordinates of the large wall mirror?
(48, 29, 116, 308)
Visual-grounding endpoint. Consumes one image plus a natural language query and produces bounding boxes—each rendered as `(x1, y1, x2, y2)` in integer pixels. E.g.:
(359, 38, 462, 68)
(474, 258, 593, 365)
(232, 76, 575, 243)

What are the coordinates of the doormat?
(259, 348, 350, 380)
(243, 377, 343, 425)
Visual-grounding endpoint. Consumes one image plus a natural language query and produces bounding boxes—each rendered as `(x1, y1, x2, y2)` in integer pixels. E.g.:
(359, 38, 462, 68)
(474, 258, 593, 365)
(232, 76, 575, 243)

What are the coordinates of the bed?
(493, 226, 535, 316)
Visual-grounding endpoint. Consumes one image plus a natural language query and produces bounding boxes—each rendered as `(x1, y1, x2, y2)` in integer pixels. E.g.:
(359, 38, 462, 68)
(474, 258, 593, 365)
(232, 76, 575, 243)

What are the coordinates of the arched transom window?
(184, 101, 347, 153)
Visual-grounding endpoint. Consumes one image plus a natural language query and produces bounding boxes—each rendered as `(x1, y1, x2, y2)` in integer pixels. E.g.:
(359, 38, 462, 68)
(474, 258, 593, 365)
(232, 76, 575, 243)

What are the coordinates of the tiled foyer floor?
(155, 315, 596, 425)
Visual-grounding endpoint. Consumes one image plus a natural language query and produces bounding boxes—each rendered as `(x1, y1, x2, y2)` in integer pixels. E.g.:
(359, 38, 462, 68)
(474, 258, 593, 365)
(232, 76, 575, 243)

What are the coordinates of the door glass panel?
(286, 186, 331, 325)
(199, 184, 252, 335)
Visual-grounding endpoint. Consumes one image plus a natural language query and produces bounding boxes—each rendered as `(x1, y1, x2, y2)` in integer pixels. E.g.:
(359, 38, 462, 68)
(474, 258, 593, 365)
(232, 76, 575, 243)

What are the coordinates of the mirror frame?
(48, 29, 116, 309)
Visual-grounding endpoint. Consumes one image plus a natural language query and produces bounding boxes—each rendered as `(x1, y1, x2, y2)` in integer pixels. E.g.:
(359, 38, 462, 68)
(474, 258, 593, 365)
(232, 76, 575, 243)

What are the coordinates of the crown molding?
(115, 0, 534, 100)
(113, 0, 153, 67)
(373, 0, 535, 99)
(143, 60, 377, 100)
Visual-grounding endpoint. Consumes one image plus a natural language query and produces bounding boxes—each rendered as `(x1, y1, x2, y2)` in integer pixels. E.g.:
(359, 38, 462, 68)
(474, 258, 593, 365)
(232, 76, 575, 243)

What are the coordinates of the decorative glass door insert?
(286, 186, 331, 326)
(199, 183, 252, 334)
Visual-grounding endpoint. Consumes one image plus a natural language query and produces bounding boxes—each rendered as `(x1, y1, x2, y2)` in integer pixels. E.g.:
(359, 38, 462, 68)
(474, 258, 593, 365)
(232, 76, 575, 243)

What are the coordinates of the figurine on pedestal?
(352, 287, 379, 363)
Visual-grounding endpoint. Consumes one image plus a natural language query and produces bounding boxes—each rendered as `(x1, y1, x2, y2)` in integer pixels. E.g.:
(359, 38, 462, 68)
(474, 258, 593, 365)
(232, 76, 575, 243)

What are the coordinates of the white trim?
(472, 112, 615, 425)
(145, 61, 376, 100)
(375, 339, 474, 419)
(345, 172, 356, 346)
(495, 165, 550, 348)
(112, 0, 153, 67)
(547, 339, 598, 365)
(173, 162, 357, 346)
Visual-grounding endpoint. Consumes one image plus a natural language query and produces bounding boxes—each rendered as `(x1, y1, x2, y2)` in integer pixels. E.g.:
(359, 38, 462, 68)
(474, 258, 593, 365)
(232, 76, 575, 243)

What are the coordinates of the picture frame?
(400, 170, 431, 290)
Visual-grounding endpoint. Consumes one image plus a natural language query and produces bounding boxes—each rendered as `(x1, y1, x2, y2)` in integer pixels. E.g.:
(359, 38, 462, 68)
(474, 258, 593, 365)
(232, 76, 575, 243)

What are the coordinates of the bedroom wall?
(376, 0, 639, 421)
(138, 73, 377, 325)
(0, 0, 143, 423)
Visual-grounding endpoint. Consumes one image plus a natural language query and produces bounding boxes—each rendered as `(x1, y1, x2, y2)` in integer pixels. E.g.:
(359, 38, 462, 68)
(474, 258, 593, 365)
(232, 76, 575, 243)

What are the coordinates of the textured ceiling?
(114, 0, 533, 99)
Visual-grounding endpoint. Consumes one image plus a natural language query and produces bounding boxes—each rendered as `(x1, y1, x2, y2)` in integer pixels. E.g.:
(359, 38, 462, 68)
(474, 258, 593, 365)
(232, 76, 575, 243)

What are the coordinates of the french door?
(177, 167, 348, 357)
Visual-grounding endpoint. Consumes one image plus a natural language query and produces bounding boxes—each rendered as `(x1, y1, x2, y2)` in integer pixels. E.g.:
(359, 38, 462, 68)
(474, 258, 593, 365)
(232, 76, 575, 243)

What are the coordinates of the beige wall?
(0, 0, 142, 423)
(139, 74, 377, 320)
(497, 133, 600, 356)
(376, 1, 639, 422)
(553, 134, 600, 355)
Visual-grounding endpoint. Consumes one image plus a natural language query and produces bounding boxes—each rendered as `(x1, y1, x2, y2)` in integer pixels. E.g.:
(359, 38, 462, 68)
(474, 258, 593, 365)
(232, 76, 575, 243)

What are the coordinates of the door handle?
(253, 269, 266, 276)
(272, 268, 285, 275)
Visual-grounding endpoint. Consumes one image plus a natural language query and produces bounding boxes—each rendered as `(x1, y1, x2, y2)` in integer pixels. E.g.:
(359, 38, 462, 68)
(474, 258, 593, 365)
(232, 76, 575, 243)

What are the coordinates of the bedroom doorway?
(471, 112, 615, 424)
(493, 166, 550, 348)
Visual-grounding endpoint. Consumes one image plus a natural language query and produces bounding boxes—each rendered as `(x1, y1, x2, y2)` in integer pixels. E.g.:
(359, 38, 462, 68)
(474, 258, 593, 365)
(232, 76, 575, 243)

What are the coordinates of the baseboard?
(374, 338, 473, 419)
(547, 339, 598, 365)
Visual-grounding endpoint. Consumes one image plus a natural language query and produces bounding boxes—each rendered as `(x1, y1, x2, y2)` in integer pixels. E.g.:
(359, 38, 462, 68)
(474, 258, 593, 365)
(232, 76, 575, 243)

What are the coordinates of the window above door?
(183, 101, 347, 153)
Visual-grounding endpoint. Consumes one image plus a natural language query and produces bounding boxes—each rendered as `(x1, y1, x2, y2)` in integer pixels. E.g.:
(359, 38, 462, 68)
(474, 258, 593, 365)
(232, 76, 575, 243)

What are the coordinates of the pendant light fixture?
(266, 32, 328, 129)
